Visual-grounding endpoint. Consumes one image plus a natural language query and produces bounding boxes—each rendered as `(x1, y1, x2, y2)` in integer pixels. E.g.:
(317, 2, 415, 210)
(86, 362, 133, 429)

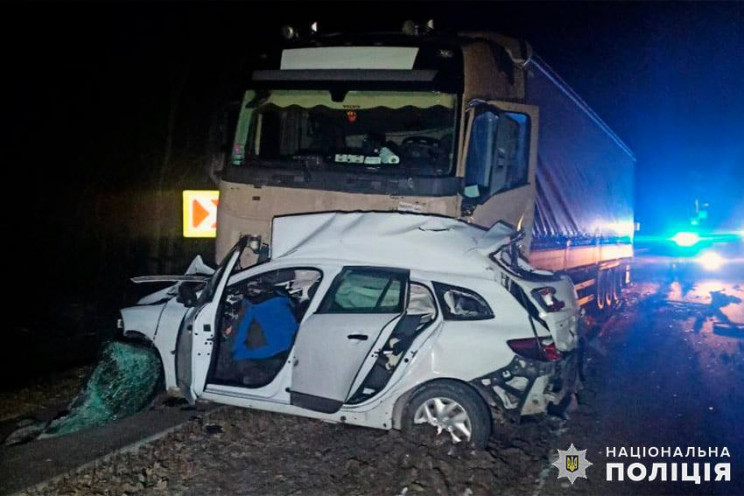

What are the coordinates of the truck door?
(461, 100, 540, 233)
(176, 237, 247, 402)
(290, 267, 409, 414)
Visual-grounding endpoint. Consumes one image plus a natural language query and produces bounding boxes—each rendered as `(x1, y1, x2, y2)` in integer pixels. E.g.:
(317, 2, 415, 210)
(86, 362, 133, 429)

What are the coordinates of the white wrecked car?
(120, 212, 581, 448)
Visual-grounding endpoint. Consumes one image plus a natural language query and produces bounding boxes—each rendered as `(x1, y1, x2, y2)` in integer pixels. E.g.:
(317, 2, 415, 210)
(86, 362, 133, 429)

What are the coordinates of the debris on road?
(5, 341, 162, 444)
(42, 341, 162, 438)
(713, 322, 744, 337)
(203, 424, 223, 435)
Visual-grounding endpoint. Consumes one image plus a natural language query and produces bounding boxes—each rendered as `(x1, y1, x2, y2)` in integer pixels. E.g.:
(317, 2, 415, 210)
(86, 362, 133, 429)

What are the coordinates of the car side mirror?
(177, 283, 198, 308)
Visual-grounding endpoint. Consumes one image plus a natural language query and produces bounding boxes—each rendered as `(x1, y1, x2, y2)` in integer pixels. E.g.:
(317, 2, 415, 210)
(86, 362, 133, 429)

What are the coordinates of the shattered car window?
(433, 282, 494, 321)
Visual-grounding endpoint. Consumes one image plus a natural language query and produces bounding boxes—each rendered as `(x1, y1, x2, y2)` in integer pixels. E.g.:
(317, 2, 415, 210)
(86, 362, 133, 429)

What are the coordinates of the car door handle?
(347, 334, 368, 341)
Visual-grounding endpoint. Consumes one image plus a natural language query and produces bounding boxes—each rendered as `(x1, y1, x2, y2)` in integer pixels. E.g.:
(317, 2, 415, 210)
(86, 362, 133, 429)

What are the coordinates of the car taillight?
(541, 340, 562, 361)
(531, 287, 565, 312)
(507, 337, 562, 362)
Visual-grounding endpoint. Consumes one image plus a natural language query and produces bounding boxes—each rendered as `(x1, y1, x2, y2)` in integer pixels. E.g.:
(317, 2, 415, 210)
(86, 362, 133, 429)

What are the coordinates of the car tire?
(402, 380, 491, 449)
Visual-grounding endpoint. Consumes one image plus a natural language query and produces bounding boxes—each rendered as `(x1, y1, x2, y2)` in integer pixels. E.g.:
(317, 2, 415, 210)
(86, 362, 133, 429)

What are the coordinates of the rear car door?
(290, 267, 409, 413)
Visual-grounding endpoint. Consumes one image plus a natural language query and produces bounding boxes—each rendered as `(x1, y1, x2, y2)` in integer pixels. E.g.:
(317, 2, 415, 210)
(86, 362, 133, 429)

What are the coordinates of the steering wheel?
(401, 136, 441, 164)
(402, 136, 440, 148)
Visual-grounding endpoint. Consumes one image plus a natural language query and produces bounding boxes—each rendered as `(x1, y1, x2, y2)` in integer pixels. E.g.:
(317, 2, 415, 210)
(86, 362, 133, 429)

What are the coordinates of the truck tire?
(612, 268, 622, 304)
(604, 269, 615, 309)
(402, 380, 491, 449)
(596, 269, 619, 314)
(596, 270, 606, 311)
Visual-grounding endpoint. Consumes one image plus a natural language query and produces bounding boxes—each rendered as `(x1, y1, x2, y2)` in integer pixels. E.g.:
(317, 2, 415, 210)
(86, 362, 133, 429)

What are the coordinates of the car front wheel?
(402, 380, 491, 449)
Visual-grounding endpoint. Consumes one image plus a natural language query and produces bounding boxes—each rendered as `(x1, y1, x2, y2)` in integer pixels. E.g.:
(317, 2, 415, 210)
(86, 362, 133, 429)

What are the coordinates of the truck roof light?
(281, 25, 297, 40)
(402, 19, 435, 36)
(402, 20, 417, 36)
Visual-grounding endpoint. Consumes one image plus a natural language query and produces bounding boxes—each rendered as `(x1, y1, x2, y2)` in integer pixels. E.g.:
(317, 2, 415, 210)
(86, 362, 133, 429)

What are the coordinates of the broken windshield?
(231, 90, 457, 176)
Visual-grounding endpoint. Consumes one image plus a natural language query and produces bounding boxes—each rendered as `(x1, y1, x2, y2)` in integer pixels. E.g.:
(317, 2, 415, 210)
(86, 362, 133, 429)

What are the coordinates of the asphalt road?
(4, 256, 744, 496)
(541, 256, 744, 495)
(0, 398, 217, 495)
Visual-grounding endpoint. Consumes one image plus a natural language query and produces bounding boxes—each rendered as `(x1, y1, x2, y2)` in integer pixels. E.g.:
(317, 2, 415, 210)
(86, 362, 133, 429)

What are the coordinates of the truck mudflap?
(470, 351, 580, 421)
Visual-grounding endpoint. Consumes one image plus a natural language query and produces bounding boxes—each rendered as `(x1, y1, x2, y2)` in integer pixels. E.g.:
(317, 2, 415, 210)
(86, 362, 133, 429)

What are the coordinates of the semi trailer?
(210, 24, 635, 311)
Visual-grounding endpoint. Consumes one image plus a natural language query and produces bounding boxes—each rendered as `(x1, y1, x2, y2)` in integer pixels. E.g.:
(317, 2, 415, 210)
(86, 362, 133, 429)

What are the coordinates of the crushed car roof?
(270, 212, 515, 277)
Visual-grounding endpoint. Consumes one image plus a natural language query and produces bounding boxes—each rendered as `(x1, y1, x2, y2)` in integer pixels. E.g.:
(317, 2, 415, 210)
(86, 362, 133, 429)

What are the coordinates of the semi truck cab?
(212, 24, 635, 311)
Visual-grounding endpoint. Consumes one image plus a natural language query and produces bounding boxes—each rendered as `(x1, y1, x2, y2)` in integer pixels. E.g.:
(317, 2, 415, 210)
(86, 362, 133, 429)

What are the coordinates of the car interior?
(210, 268, 322, 388)
(209, 267, 439, 400)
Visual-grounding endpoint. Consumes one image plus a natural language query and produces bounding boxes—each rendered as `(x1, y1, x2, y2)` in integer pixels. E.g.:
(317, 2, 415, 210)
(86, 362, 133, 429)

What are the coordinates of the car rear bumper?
(471, 350, 580, 419)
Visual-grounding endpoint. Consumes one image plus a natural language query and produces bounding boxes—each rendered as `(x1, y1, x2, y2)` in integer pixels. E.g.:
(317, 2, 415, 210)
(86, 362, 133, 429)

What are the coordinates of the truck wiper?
(241, 157, 319, 170)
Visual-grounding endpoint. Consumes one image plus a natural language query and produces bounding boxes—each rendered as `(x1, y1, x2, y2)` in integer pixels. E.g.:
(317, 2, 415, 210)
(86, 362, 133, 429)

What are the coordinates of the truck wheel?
(612, 268, 622, 304)
(596, 271, 606, 311)
(402, 380, 491, 449)
(605, 269, 615, 309)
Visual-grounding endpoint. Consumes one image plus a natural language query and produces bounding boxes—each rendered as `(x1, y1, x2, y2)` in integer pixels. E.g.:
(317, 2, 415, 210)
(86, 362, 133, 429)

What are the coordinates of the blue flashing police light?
(671, 231, 700, 247)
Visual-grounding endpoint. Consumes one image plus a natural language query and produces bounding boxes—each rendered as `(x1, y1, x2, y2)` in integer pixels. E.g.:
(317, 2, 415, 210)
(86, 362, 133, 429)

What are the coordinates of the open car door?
(290, 267, 409, 414)
(176, 237, 247, 402)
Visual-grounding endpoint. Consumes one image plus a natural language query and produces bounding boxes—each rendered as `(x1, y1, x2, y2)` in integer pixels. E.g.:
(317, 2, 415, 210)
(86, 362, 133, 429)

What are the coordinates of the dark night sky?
(5, 2, 742, 232)
(3, 2, 743, 275)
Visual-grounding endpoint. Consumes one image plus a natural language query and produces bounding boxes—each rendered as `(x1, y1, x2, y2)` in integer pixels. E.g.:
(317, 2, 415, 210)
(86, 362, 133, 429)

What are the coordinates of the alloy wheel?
(413, 397, 472, 443)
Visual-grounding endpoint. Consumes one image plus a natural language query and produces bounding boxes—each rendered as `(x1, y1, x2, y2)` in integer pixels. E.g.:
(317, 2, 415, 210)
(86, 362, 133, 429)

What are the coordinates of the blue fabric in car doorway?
(232, 296, 299, 360)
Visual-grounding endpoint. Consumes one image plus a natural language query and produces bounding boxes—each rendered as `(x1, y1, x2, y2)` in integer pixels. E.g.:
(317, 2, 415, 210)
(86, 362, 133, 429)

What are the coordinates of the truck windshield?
(231, 90, 457, 176)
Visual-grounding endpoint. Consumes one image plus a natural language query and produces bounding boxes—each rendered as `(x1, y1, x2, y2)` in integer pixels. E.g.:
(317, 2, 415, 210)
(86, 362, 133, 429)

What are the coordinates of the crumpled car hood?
(119, 255, 214, 341)
(131, 255, 214, 305)
(270, 212, 515, 279)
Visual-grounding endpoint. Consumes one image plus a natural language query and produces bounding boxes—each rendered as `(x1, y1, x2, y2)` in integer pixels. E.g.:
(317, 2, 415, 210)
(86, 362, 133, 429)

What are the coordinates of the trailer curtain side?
(525, 57, 635, 254)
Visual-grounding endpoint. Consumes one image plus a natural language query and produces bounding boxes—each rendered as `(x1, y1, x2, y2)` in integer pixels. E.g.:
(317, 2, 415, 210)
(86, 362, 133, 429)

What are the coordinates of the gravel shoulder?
(0, 367, 90, 425)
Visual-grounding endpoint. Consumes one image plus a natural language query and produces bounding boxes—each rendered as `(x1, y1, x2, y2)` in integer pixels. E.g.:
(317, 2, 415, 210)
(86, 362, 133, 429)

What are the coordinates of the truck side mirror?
(207, 101, 241, 184)
(462, 184, 481, 199)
